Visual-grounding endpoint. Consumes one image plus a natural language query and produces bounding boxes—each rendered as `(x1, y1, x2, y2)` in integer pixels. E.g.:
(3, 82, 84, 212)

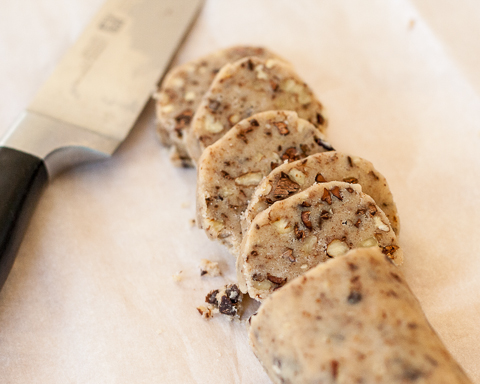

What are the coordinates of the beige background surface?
(1, 0, 479, 383)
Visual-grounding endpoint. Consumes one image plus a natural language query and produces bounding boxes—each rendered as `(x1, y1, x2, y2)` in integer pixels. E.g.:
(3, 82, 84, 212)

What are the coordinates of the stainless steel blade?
(1, 0, 202, 176)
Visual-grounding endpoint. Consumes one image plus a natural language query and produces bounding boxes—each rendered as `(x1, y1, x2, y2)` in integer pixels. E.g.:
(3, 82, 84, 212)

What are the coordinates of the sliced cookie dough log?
(196, 110, 333, 256)
(248, 247, 473, 384)
(186, 56, 327, 164)
(244, 152, 400, 235)
(238, 181, 402, 300)
(155, 46, 282, 167)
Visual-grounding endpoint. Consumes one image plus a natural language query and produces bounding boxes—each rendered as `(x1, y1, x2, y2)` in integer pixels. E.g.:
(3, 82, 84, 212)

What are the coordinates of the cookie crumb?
(172, 271, 183, 282)
(197, 305, 214, 319)
(201, 284, 244, 320)
(189, 218, 196, 227)
(200, 259, 221, 277)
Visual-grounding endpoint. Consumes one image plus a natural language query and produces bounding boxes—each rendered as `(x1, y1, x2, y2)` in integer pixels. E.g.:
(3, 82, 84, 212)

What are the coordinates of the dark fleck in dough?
(196, 110, 333, 256)
(248, 247, 473, 384)
(244, 151, 400, 235)
(186, 56, 327, 164)
(155, 46, 282, 167)
(237, 181, 402, 300)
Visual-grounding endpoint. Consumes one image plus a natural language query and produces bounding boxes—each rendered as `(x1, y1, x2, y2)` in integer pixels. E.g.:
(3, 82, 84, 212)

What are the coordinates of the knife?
(0, 0, 203, 291)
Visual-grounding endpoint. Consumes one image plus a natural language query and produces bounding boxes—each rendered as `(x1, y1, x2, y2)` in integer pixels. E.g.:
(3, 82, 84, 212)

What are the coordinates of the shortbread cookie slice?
(244, 152, 400, 235)
(186, 56, 327, 164)
(155, 46, 281, 167)
(237, 181, 402, 300)
(196, 110, 333, 256)
(249, 247, 473, 384)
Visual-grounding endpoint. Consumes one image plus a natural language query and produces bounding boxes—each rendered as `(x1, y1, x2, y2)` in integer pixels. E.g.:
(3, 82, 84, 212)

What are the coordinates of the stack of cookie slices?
(155, 46, 472, 384)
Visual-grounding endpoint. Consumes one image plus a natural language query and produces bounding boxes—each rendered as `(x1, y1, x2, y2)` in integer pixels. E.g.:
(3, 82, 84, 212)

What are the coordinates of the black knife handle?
(0, 147, 47, 291)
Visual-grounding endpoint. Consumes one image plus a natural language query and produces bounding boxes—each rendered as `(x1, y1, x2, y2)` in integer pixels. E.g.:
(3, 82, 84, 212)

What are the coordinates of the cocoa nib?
(317, 113, 325, 125)
(314, 137, 334, 151)
(205, 289, 219, 306)
(225, 284, 241, 304)
(273, 121, 289, 135)
(347, 290, 362, 304)
(267, 274, 287, 286)
(219, 296, 237, 316)
(301, 211, 312, 229)
(271, 172, 300, 200)
(249, 118, 259, 126)
(220, 170, 233, 180)
(343, 177, 358, 184)
(252, 273, 264, 282)
(174, 109, 194, 129)
(207, 99, 221, 112)
(281, 147, 301, 162)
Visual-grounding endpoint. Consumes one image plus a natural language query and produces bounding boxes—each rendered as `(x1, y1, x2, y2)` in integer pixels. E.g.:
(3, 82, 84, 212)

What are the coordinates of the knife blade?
(0, 0, 203, 291)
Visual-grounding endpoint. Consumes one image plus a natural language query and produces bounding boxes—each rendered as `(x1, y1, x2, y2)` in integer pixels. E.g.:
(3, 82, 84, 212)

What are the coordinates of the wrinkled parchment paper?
(1, 1, 479, 382)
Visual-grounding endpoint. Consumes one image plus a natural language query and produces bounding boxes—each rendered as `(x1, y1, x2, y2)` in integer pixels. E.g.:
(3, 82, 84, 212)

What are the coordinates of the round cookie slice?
(237, 181, 402, 300)
(155, 46, 282, 167)
(196, 110, 333, 256)
(249, 247, 473, 384)
(243, 152, 400, 235)
(186, 56, 327, 164)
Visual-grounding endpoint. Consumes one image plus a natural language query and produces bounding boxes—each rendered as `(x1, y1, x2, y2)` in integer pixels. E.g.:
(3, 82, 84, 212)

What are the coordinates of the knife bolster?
(1, 111, 117, 178)
(0, 147, 47, 291)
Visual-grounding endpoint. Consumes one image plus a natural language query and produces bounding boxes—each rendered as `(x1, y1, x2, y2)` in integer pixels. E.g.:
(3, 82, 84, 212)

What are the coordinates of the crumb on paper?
(172, 271, 183, 282)
(198, 284, 244, 321)
(181, 201, 190, 209)
(189, 218, 196, 227)
(408, 19, 415, 30)
(196, 305, 214, 319)
(157, 328, 165, 335)
(200, 259, 221, 277)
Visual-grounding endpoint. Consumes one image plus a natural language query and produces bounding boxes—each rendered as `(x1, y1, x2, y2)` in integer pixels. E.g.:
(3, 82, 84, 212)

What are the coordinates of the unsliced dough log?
(186, 56, 327, 164)
(238, 181, 402, 300)
(244, 151, 400, 235)
(196, 110, 333, 256)
(249, 247, 473, 384)
(155, 46, 281, 167)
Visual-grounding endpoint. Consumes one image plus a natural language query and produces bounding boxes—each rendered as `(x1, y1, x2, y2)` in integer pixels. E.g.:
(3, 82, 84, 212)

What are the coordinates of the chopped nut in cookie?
(196, 110, 332, 256)
(155, 46, 283, 167)
(185, 56, 327, 164)
(238, 181, 402, 300)
(244, 151, 400, 236)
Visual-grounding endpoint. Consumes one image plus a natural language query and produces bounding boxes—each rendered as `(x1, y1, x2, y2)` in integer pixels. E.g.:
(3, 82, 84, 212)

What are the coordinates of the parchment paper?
(1, 1, 479, 383)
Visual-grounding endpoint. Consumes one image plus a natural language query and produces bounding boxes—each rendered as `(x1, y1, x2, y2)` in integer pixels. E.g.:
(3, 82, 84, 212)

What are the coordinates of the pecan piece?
(281, 147, 301, 162)
(321, 188, 332, 204)
(294, 223, 305, 240)
(267, 274, 287, 286)
(330, 186, 343, 201)
(273, 121, 289, 135)
(282, 248, 296, 262)
(368, 203, 378, 216)
(301, 211, 312, 229)
(271, 172, 300, 200)
(315, 173, 326, 182)
(343, 177, 358, 184)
